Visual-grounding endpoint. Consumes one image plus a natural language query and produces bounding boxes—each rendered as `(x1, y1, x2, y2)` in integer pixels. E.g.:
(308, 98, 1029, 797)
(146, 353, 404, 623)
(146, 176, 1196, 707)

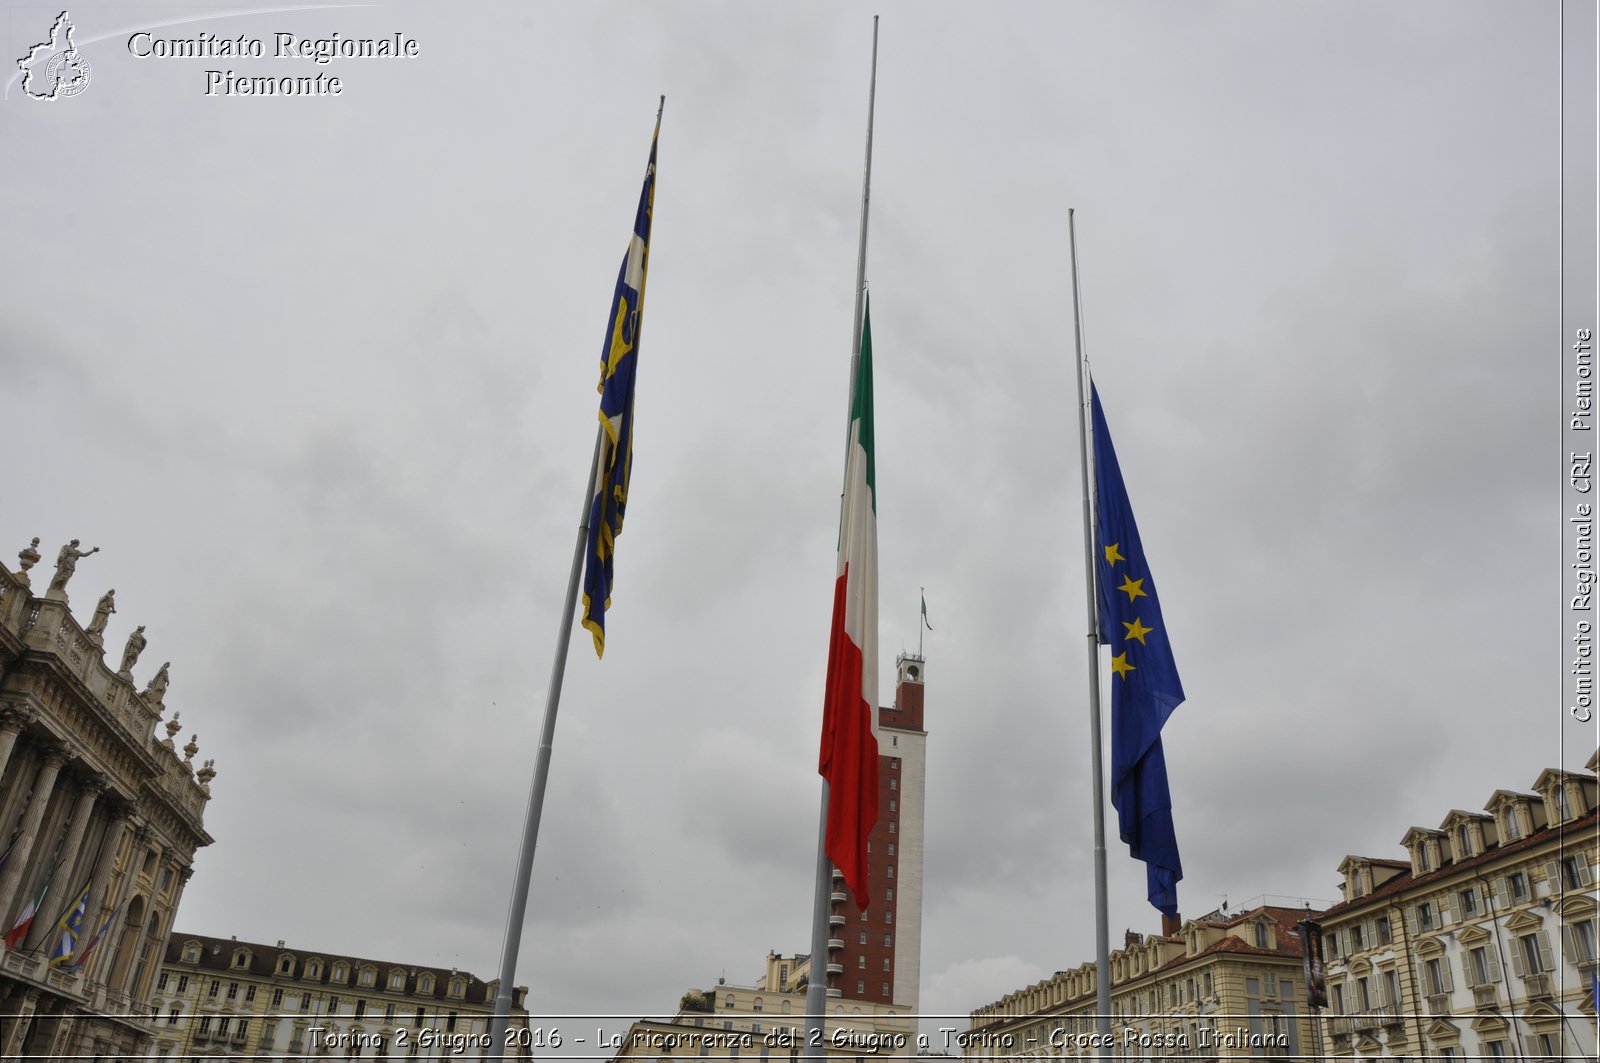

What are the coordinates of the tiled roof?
(1319, 808, 1600, 919)
(164, 932, 501, 1005)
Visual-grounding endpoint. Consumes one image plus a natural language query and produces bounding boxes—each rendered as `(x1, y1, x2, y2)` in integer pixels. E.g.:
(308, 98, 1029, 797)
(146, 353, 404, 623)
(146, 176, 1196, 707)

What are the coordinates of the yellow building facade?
(967, 905, 1321, 1062)
(1315, 751, 1599, 1063)
(150, 931, 533, 1059)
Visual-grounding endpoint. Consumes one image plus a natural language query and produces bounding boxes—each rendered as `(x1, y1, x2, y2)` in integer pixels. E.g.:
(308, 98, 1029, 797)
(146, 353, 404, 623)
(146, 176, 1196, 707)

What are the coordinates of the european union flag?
(580, 120, 659, 658)
(1092, 382, 1186, 917)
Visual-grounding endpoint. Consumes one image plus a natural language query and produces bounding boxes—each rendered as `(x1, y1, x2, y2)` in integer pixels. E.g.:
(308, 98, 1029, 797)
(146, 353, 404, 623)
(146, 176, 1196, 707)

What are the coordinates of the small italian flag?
(3, 875, 50, 952)
(818, 298, 880, 909)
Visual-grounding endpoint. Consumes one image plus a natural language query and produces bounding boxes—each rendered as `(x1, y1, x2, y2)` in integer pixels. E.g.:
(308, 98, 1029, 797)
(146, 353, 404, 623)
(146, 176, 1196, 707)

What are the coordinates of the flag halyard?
(581, 124, 659, 659)
(1091, 382, 1186, 917)
(819, 301, 880, 909)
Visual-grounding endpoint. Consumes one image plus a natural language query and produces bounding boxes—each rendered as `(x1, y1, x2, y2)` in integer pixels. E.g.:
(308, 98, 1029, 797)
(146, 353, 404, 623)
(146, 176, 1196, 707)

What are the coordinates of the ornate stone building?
(151, 932, 532, 1060)
(966, 903, 1322, 1062)
(1315, 751, 1599, 1063)
(0, 538, 216, 1059)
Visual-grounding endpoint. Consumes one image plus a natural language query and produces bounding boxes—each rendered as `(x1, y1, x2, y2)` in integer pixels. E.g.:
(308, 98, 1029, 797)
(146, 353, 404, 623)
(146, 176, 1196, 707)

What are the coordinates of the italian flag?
(819, 299, 880, 909)
(3, 875, 50, 952)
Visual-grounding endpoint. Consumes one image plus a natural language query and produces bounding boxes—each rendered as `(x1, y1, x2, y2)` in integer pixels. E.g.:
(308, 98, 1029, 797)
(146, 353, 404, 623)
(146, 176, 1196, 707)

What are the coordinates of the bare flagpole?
(805, 17, 878, 1060)
(485, 97, 666, 1062)
(1068, 207, 1114, 1056)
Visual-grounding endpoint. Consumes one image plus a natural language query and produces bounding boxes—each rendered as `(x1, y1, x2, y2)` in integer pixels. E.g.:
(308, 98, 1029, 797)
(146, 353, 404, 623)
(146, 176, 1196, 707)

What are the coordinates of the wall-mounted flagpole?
(805, 17, 878, 1061)
(1068, 207, 1114, 1056)
(485, 96, 665, 1062)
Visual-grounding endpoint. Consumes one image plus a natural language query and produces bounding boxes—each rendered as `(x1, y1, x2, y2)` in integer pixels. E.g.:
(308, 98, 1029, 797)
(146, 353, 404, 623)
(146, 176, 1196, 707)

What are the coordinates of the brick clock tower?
(826, 653, 926, 1009)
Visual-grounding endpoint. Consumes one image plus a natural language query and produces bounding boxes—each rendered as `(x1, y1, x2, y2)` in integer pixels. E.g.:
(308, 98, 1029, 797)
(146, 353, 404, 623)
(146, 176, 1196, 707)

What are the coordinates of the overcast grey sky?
(2, 0, 1590, 1031)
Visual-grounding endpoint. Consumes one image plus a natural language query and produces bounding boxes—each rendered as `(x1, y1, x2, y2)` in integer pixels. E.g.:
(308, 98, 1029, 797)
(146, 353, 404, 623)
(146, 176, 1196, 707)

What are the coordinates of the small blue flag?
(1092, 382, 1186, 917)
(47, 881, 90, 967)
(580, 119, 659, 659)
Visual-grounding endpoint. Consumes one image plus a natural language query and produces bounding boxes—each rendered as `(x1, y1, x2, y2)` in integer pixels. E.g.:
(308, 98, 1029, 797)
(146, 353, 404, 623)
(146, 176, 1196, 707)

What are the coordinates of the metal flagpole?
(805, 16, 878, 1061)
(1068, 207, 1114, 1056)
(486, 97, 664, 1060)
(485, 425, 605, 1061)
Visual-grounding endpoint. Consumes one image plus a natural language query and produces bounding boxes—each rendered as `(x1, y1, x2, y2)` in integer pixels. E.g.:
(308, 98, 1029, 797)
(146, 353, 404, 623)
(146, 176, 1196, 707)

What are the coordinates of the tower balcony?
(827, 938, 844, 951)
(830, 891, 846, 905)
(829, 913, 845, 928)
(826, 962, 843, 976)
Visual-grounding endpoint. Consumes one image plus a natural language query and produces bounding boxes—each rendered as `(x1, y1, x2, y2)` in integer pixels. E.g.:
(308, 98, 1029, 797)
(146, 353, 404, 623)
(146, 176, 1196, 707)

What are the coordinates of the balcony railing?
(1426, 993, 1451, 1016)
(1523, 973, 1552, 1000)
(830, 891, 846, 904)
(1473, 985, 1499, 1009)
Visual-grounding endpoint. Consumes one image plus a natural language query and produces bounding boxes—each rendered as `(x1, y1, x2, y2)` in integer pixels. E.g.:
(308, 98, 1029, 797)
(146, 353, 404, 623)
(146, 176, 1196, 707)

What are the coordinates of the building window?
(886, 866, 893, 879)
(389, 971, 405, 991)
(858, 932, 866, 945)
(414, 1009, 426, 1027)
(157, 973, 169, 992)
(856, 981, 865, 994)
(198, 1017, 212, 1035)
(217, 1018, 231, 1038)
(226, 982, 238, 1001)
(1419, 846, 1431, 871)
(885, 888, 893, 901)
(278, 956, 295, 975)
(176, 975, 188, 994)
(1255, 923, 1270, 948)
(887, 843, 895, 856)
(207, 980, 219, 1000)
(272, 989, 283, 1008)
(446, 1012, 457, 1033)
(328, 995, 339, 1014)
(1441, 1047, 1457, 1062)
(386, 1004, 396, 1023)
(889, 779, 896, 791)
(1469, 947, 1492, 985)
(245, 986, 257, 1004)
(883, 958, 891, 971)
(1509, 871, 1530, 901)
(1457, 826, 1472, 858)
(883, 935, 892, 947)
(1425, 958, 1446, 995)
(1459, 888, 1477, 916)
(332, 963, 348, 983)
(1487, 1040, 1507, 1061)
(184, 944, 200, 963)
(888, 821, 896, 834)
(881, 982, 889, 995)
(360, 967, 376, 987)
(167, 1007, 180, 1026)
(1376, 916, 1391, 944)
(1563, 854, 1591, 890)
(858, 956, 865, 969)
(355, 1001, 366, 1020)
(889, 800, 896, 812)
(232, 949, 250, 969)
(890, 758, 899, 768)
(418, 974, 434, 994)
(1348, 924, 1362, 951)
(1417, 902, 1434, 929)
(886, 911, 893, 924)
(1382, 970, 1399, 1007)
(1520, 933, 1544, 975)
(1572, 918, 1598, 963)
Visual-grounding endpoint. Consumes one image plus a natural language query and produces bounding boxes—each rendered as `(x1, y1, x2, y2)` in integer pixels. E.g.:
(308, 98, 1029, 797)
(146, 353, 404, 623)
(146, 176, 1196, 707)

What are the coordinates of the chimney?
(1124, 929, 1141, 948)
(1161, 912, 1182, 936)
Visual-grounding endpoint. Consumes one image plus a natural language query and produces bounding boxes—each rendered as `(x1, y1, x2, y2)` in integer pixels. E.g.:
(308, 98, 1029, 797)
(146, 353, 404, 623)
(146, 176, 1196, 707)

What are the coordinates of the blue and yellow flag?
(46, 880, 90, 967)
(580, 116, 660, 658)
(1092, 382, 1186, 917)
